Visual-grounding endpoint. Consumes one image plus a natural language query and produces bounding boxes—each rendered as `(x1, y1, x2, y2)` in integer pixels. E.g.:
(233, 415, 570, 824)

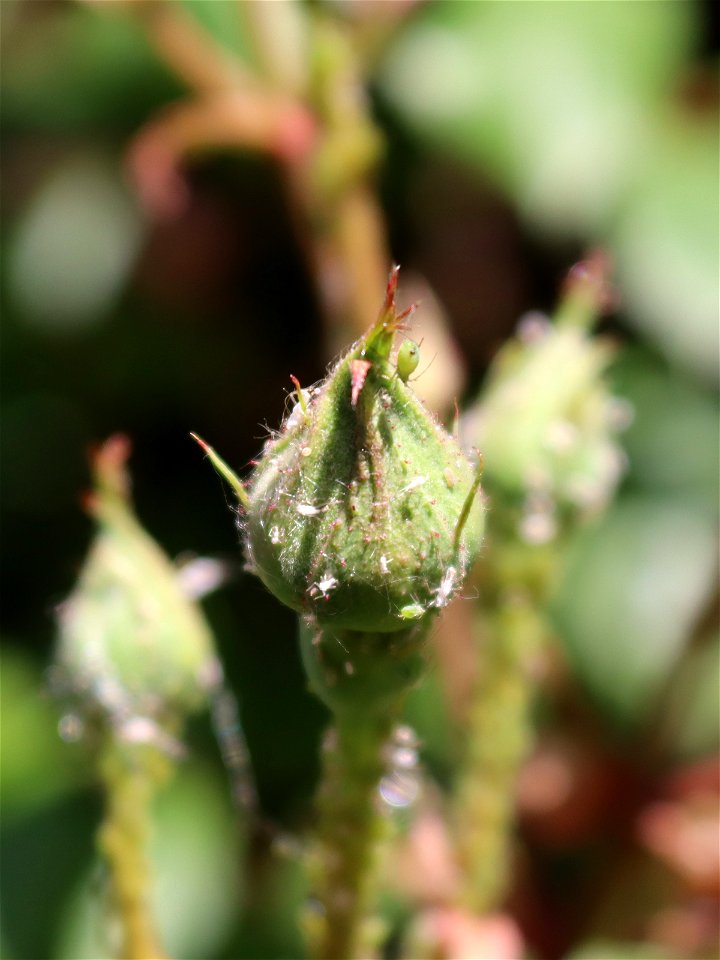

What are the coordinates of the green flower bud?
(244, 269, 485, 633)
(55, 436, 219, 733)
(465, 253, 628, 541)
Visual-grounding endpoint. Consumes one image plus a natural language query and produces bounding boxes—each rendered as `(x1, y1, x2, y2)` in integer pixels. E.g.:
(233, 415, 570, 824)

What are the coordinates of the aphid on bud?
(399, 602, 426, 620)
(397, 339, 420, 382)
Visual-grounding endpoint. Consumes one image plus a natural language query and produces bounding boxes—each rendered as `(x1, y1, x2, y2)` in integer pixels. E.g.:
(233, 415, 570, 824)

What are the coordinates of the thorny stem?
(97, 743, 171, 960)
(307, 708, 396, 960)
(300, 621, 427, 960)
(452, 571, 549, 913)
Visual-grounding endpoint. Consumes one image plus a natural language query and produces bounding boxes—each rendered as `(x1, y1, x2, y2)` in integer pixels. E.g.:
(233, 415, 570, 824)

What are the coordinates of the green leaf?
(379, 0, 695, 233)
(552, 494, 717, 728)
(0, 647, 87, 819)
(174, 0, 251, 61)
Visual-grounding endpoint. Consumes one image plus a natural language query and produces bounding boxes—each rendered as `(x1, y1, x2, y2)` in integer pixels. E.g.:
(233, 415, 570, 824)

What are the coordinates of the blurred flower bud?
(244, 268, 485, 633)
(55, 436, 219, 734)
(464, 252, 628, 540)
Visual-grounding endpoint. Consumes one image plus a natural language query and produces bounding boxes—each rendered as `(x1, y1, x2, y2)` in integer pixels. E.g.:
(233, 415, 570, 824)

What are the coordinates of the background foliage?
(1, 2, 718, 958)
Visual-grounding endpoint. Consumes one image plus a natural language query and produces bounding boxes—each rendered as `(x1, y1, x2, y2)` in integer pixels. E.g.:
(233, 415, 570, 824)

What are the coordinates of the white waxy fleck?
(117, 717, 185, 758)
(401, 475, 428, 494)
(394, 724, 419, 747)
(176, 556, 228, 599)
(270, 526, 282, 544)
(432, 566, 457, 608)
(380, 555, 390, 575)
(545, 420, 578, 453)
(297, 503, 320, 516)
(516, 311, 550, 343)
(390, 746, 418, 770)
(519, 509, 557, 545)
(606, 397, 635, 431)
(58, 713, 84, 743)
(285, 390, 312, 431)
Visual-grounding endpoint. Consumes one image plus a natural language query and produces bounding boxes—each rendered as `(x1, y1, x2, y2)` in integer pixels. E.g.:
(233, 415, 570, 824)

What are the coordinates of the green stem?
(452, 593, 544, 913)
(299, 620, 427, 959)
(97, 742, 171, 960)
(308, 709, 395, 960)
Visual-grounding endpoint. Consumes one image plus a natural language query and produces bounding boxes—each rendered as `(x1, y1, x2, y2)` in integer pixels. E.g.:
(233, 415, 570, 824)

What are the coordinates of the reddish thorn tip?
(385, 265, 401, 309)
(190, 432, 210, 453)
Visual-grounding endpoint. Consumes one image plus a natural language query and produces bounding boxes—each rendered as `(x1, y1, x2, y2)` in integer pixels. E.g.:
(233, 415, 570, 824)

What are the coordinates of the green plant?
(197, 268, 484, 958)
(2, 2, 717, 959)
(53, 436, 221, 959)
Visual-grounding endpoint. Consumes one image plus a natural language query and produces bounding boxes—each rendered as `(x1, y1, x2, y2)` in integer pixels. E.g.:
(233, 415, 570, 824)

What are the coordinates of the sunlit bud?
(245, 267, 485, 633)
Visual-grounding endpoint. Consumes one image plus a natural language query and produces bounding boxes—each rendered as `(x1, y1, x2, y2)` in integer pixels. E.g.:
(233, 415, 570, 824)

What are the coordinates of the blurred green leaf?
(612, 350, 720, 509)
(56, 763, 242, 960)
(175, 0, 251, 62)
(0, 791, 99, 960)
(1, 3, 178, 130)
(567, 941, 669, 960)
(380, 0, 694, 233)
(0, 646, 87, 819)
(614, 122, 719, 386)
(552, 494, 717, 727)
(380, 1, 717, 383)
(661, 634, 720, 760)
(7, 154, 143, 332)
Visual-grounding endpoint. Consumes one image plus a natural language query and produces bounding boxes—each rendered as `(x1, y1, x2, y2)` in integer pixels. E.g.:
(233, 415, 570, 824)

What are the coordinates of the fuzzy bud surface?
(245, 270, 485, 633)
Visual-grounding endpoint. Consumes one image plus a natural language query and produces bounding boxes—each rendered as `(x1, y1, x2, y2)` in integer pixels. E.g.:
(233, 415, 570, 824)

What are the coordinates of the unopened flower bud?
(244, 268, 485, 633)
(466, 252, 627, 526)
(55, 436, 218, 732)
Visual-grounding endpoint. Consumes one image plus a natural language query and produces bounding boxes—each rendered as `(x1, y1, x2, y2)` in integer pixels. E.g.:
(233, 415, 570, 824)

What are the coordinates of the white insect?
(432, 565, 457, 609)
(400, 475, 428, 494)
(308, 574, 338, 600)
(285, 388, 313, 431)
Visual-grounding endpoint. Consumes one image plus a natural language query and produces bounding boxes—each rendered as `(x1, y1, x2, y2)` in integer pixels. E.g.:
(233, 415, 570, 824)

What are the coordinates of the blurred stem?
(138, 2, 249, 93)
(279, 10, 390, 352)
(554, 248, 611, 331)
(133, 0, 390, 353)
(307, 708, 395, 960)
(239, 0, 307, 95)
(97, 742, 171, 960)
(452, 573, 547, 913)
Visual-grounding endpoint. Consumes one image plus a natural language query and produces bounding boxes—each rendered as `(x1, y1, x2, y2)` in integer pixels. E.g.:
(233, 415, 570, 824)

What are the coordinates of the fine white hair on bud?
(244, 267, 485, 633)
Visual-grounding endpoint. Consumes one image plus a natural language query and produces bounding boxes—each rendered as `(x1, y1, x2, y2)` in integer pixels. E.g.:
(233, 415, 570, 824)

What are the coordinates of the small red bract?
(350, 359, 372, 407)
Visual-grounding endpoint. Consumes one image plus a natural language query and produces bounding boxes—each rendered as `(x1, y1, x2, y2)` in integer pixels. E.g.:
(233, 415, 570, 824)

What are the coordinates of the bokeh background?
(1, 2, 718, 958)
